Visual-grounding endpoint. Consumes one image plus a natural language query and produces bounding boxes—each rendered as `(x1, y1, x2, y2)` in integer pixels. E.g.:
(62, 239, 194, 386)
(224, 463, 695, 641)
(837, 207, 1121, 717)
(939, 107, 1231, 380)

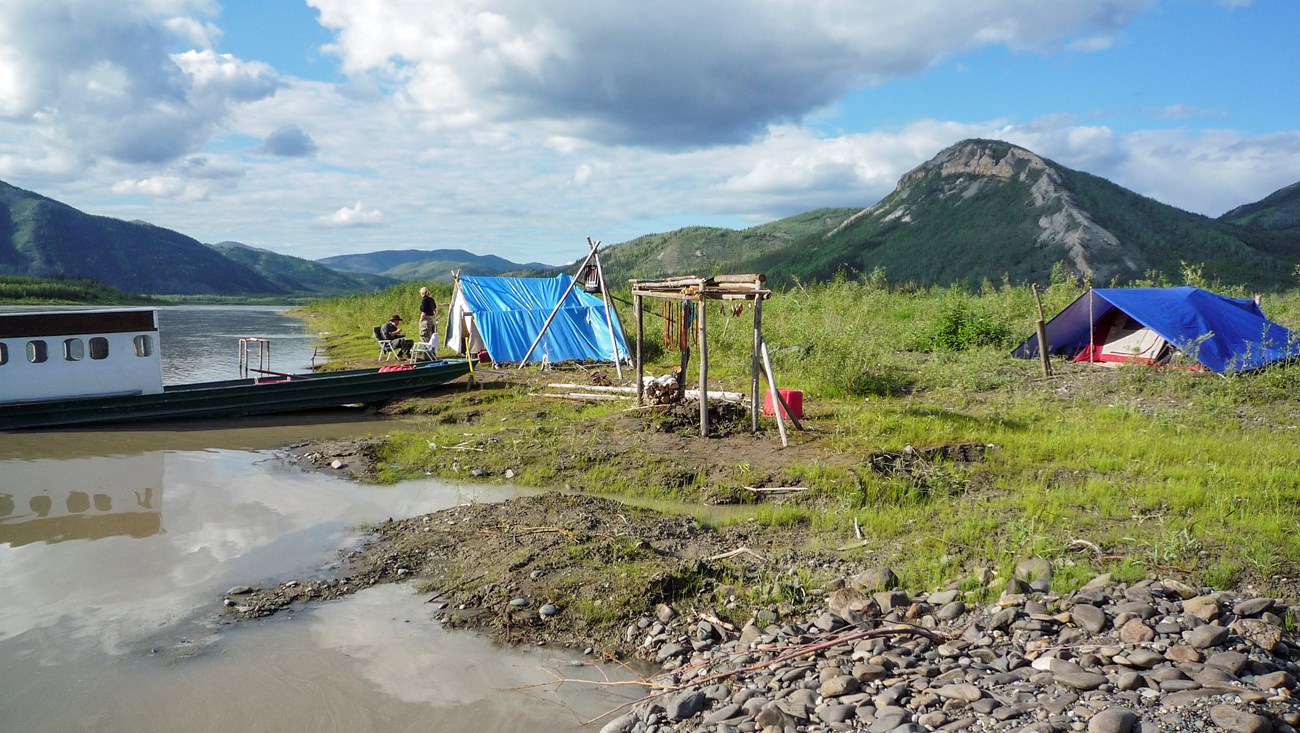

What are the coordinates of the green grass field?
(298, 269, 1300, 598)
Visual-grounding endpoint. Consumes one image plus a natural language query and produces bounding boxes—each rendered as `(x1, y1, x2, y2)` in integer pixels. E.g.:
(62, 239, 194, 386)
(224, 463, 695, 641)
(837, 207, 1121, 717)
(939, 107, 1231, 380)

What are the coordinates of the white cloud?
(0, 1, 276, 166)
(253, 125, 318, 157)
(319, 200, 384, 227)
(111, 176, 209, 201)
(308, 0, 1153, 149)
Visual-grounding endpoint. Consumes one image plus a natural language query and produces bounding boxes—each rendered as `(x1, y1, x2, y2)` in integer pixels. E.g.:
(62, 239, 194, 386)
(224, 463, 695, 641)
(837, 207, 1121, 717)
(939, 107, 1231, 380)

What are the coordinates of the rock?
(509, 597, 528, 607)
(1015, 557, 1053, 583)
(1210, 704, 1274, 733)
(330, 459, 345, 469)
(1160, 578, 1198, 599)
(1054, 671, 1108, 691)
(655, 643, 687, 663)
(1118, 618, 1155, 644)
(655, 603, 677, 623)
(937, 601, 966, 620)
(819, 703, 857, 724)
(935, 683, 982, 702)
(1235, 597, 1275, 617)
(1186, 624, 1229, 649)
(1254, 671, 1295, 690)
(849, 567, 899, 592)
(1233, 618, 1284, 652)
(1164, 644, 1200, 663)
(1088, 707, 1139, 733)
(1183, 595, 1221, 622)
(598, 713, 637, 733)
(827, 587, 874, 618)
(820, 675, 860, 698)
(503, 468, 516, 479)
(702, 703, 743, 725)
(226, 585, 253, 596)
(665, 690, 707, 720)
(539, 603, 558, 618)
(1207, 650, 1250, 674)
(853, 664, 888, 682)
(1071, 604, 1107, 633)
(929, 589, 961, 606)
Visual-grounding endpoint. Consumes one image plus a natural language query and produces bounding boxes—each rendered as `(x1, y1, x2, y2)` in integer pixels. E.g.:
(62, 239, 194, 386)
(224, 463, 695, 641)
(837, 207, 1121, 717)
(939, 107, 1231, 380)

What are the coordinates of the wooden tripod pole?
(518, 246, 597, 367)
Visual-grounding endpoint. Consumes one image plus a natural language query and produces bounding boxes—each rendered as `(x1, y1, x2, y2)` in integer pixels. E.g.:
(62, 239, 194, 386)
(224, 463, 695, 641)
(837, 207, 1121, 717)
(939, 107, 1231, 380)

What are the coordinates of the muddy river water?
(0, 307, 642, 732)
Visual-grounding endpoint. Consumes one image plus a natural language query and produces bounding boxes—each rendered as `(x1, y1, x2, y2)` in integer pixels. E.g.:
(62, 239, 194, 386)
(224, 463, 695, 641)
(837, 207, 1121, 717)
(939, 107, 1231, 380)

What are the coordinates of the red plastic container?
(762, 389, 803, 420)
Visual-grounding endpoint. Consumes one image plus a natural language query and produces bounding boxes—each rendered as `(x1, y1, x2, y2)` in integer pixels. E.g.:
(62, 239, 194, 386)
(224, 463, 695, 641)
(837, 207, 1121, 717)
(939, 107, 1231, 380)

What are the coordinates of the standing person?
(418, 286, 437, 346)
(381, 314, 413, 358)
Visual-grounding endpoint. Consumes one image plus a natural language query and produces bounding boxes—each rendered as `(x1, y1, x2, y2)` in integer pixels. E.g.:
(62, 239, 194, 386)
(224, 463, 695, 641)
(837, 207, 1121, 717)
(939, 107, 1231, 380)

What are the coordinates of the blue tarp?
(455, 274, 629, 363)
(1012, 286, 1298, 373)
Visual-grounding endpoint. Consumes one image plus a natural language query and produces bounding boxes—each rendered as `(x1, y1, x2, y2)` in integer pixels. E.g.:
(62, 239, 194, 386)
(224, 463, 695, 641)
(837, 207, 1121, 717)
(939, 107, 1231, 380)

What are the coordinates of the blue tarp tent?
(1012, 286, 1297, 374)
(446, 274, 629, 364)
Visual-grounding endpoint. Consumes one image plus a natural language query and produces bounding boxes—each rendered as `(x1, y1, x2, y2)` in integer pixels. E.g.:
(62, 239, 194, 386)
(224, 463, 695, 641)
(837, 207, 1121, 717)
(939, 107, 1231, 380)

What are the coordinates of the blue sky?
(0, 0, 1296, 266)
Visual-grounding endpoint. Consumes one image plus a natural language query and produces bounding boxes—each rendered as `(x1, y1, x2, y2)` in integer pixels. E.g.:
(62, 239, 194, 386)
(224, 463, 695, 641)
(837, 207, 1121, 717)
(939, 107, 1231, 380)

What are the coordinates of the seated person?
(380, 314, 414, 357)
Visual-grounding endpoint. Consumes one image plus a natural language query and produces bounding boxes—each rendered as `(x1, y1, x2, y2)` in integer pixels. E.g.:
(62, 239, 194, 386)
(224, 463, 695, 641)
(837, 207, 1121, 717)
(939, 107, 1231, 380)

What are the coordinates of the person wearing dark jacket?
(418, 286, 437, 345)
(381, 314, 413, 358)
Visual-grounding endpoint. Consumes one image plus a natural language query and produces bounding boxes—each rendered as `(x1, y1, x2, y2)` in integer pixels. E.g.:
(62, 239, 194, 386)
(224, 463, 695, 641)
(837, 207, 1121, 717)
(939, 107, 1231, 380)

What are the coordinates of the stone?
(874, 590, 910, 613)
(1207, 650, 1250, 674)
(656, 603, 677, 623)
(935, 683, 982, 702)
(665, 690, 706, 720)
(1235, 597, 1275, 617)
(819, 704, 857, 724)
(539, 603, 558, 618)
(853, 664, 889, 682)
(509, 597, 528, 607)
(1032, 656, 1085, 676)
(598, 713, 637, 733)
(1015, 557, 1054, 582)
(1054, 671, 1108, 691)
(1210, 704, 1274, 733)
(1186, 624, 1228, 649)
(1183, 595, 1221, 622)
(655, 643, 687, 663)
(1233, 618, 1284, 652)
(929, 589, 961, 606)
(827, 587, 874, 618)
(849, 567, 899, 592)
(937, 601, 966, 621)
(1088, 707, 1139, 733)
(1122, 648, 1165, 669)
(1071, 603, 1107, 633)
(1254, 671, 1295, 690)
(1118, 618, 1155, 644)
(702, 703, 743, 725)
(1164, 645, 1201, 663)
(820, 675, 861, 698)
(226, 585, 253, 595)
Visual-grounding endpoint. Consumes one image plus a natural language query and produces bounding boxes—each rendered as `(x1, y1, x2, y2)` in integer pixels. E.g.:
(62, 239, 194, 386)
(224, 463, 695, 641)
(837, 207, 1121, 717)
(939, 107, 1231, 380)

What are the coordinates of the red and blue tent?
(1013, 286, 1297, 374)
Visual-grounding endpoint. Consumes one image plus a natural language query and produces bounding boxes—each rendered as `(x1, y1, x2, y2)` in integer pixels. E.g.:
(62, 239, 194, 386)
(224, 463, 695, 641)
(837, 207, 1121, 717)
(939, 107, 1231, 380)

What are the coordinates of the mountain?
(317, 248, 552, 282)
(1221, 181, 1300, 231)
(208, 241, 397, 294)
(593, 140, 1300, 291)
(0, 180, 387, 296)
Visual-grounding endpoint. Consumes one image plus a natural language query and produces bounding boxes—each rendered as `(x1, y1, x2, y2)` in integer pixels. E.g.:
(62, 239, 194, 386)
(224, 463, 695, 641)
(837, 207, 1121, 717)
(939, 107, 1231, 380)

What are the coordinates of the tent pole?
(1032, 284, 1052, 377)
(759, 338, 788, 447)
(590, 240, 624, 380)
(698, 294, 709, 438)
(1088, 287, 1095, 364)
(751, 295, 762, 433)
(634, 294, 644, 405)
(518, 246, 597, 367)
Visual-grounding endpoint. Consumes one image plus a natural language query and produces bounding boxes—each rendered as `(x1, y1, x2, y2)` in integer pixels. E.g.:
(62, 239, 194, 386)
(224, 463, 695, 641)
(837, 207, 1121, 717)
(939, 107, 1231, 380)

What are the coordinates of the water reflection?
(0, 452, 164, 547)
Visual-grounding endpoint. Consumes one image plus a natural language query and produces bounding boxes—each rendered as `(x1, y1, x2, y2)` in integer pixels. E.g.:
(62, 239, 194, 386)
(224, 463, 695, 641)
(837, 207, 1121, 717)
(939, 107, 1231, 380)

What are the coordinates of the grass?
(297, 272, 1300, 600)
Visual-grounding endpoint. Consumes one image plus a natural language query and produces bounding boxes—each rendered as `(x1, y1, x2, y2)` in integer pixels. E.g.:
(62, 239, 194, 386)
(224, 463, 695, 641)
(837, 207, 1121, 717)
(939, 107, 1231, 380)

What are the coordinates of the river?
(0, 306, 641, 732)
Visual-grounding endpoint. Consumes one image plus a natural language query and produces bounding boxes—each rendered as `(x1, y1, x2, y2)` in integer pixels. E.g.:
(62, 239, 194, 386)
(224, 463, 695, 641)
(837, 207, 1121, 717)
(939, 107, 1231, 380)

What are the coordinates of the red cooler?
(762, 389, 803, 420)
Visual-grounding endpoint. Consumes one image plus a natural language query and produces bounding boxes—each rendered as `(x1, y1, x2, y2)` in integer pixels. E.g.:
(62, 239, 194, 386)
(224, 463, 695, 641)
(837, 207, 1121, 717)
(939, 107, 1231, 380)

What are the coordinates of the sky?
(0, 1, 1297, 267)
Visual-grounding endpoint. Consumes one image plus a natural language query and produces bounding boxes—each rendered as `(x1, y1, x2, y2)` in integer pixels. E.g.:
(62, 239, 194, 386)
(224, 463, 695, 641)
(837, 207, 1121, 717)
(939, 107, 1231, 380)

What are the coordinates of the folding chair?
(410, 330, 439, 362)
(374, 326, 399, 362)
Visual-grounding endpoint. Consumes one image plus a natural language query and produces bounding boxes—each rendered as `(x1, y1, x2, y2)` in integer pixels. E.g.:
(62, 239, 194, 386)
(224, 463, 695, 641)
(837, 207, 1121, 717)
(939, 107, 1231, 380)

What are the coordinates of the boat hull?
(0, 360, 470, 430)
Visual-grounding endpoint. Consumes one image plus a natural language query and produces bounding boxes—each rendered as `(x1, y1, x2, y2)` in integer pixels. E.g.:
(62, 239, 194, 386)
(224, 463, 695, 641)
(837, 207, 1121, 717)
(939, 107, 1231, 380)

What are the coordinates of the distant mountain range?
(588, 140, 1300, 290)
(316, 249, 552, 282)
(3, 139, 1297, 296)
(0, 180, 394, 296)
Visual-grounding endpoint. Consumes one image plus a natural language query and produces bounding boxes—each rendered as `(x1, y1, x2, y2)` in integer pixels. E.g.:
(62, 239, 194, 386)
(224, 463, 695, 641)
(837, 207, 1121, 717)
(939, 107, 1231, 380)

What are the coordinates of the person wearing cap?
(417, 286, 437, 347)
(380, 314, 413, 358)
